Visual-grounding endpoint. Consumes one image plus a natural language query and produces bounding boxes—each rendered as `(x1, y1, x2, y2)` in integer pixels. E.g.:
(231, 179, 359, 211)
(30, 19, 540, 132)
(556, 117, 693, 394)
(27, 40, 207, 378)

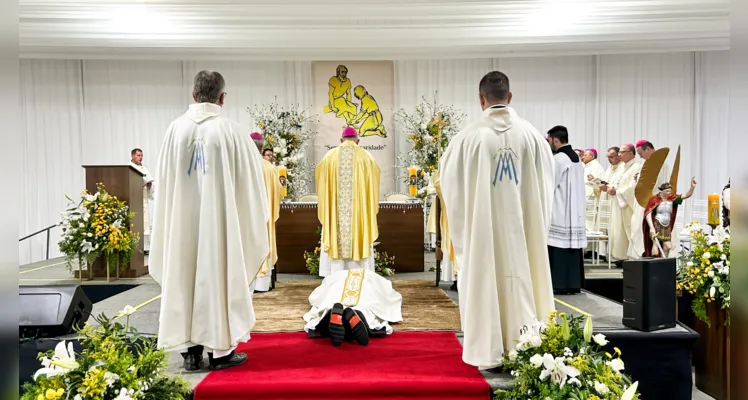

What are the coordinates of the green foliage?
(494, 311, 639, 400)
(677, 223, 730, 326)
(21, 312, 190, 400)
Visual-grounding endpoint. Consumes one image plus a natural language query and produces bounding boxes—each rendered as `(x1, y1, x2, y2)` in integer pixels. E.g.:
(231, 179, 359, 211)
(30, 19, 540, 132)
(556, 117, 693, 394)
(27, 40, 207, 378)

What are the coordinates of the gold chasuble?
(316, 140, 380, 260)
(433, 170, 455, 264)
(258, 159, 282, 276)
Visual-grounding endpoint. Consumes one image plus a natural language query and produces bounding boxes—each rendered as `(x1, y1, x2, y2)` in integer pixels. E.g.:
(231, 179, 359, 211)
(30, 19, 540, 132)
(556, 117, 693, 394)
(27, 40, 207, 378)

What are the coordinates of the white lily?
(538, 354, 580, 388)
(594, 381, 609, 395)
(593, 333, 608, 346)
(621, 381, 639, 400)
(33, 341, 78, 380)
(607, 358, 625, 373)
(529, 354, 543, 368)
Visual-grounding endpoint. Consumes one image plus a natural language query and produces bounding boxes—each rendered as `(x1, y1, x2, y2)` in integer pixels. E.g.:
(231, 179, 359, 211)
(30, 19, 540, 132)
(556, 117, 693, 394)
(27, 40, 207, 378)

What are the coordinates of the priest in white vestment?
(582, 149, 605, 231)
(594, 147, 623, 257)
(546, 126, 587, 294)
(150, 70, 270, 371)
(251, 132, 282, 292)
(129, 148, 154, 252)
(303, 269, 403, 345)
(723, 180, 730, 229)
(440, 71, 555, 370)
(628, 140, 671, 259)
(316, 127, 380, 277)
(606, 144, 641, 262)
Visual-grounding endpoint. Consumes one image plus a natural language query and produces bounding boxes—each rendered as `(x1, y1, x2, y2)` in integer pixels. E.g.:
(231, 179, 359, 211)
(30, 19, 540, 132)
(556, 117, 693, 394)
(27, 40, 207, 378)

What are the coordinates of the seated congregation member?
(303, 269, 403, 346)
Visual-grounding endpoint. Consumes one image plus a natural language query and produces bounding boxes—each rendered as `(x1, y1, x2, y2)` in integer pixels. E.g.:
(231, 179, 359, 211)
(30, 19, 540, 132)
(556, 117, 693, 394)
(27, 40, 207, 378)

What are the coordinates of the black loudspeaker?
(622, 258, 676, 332)
(19, 285, 92, 338)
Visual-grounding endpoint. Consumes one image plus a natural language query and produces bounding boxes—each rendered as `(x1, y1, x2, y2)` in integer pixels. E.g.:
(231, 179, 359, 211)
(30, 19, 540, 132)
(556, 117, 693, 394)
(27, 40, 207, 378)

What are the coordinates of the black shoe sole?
(329, 303, 346, 346)
(344, 308, 369, 346)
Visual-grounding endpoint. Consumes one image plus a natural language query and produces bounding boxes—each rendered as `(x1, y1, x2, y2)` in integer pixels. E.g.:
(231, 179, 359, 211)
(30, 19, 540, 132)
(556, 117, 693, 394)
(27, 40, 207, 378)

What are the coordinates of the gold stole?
(259, 160, 282, 276)
(433, 170, 455, 263)
(341, 269, 365, 306)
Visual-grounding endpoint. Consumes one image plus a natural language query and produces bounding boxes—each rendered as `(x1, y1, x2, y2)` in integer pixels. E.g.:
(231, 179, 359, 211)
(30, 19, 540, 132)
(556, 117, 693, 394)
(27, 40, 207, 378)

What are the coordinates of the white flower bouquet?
(495, 311, 639, 400)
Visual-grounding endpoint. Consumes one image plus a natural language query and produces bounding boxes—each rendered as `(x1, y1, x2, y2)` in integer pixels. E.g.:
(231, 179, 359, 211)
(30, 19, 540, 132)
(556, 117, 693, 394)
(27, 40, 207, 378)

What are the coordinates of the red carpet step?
(193, 331, 490, 400)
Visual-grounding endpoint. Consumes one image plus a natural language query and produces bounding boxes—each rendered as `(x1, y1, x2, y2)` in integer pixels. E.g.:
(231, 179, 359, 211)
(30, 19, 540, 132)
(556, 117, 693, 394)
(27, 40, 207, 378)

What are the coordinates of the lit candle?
(408, 166, 418, 197)
(708, 193, 720, 226)
(278, 166, 288, 198)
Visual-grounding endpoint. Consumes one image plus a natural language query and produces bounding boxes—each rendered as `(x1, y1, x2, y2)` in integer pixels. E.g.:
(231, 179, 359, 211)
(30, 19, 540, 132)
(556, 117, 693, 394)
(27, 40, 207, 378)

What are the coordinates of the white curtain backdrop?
(19, 52, 729, 265)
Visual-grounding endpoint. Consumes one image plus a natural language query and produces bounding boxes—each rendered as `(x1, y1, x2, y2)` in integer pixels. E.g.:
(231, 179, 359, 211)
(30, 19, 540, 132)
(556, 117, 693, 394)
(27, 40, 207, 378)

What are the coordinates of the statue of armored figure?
(643, 180, 696, 257)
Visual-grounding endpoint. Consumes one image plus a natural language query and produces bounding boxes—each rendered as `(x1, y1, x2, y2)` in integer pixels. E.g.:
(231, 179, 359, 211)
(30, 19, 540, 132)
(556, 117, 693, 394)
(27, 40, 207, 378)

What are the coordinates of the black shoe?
(483, 365, 505, 374)
(329, 303, 346, 346)
(208, 351, 248, 370)
(450, 281, 458, 291)
(180, 345, 204, 371)
(343, 308, 369, 345)
(308, 310, 332, 338)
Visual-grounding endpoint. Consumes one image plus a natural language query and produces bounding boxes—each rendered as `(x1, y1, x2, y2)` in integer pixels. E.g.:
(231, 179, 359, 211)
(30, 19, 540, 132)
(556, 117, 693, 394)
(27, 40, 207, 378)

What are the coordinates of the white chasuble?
(149, 103, 270, 354)
(594, 163, 622, 256)
(303, 269, 403, 334)
(628, 160, 670, 259)
(609, 160, 640, 261)
(440, 106, 555, 369)
(316, 140, 380, 277)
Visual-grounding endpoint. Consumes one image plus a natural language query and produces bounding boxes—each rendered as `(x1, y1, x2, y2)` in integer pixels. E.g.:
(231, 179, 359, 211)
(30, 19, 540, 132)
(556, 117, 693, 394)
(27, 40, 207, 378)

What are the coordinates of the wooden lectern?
(82, 165, 148, 278)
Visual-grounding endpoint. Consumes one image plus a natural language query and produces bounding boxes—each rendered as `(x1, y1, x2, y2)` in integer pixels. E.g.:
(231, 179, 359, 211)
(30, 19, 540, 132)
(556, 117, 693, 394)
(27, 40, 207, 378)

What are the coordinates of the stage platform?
(19, 255, 712, 399)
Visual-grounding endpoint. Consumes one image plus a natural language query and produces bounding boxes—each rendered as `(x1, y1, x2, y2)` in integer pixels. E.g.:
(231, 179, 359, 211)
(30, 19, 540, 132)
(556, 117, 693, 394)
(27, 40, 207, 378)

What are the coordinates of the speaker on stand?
(622, 257, 677, 332)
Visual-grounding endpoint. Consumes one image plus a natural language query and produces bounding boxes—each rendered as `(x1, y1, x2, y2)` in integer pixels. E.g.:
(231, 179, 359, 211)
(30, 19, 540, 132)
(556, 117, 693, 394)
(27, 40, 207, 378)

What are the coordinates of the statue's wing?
(669, 145, 681, 194)
(635, 147, 670, 208)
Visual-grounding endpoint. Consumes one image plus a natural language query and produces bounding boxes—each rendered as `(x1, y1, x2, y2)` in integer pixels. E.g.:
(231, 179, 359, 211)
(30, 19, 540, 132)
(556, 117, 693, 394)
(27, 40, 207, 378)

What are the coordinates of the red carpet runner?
(193, 331, 490, 400)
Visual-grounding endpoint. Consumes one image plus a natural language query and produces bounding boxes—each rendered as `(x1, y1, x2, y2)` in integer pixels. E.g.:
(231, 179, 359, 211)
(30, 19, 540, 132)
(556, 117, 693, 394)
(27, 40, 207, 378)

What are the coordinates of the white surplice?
(628, 160, 670, 259)
(149, 103, 270, 357)
(608, 160, 641, 261)
(583, 159, 605, 232)
(303, 269, 403, 334)
(440, 106, 555, 369)
(549, 148, 587, 250)
(595, 162, 623, 256)
(129, 162, 155, 249)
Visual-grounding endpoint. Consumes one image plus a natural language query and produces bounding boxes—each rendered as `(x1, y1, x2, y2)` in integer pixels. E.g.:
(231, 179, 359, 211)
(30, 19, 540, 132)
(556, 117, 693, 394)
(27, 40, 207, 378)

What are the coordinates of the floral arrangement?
(495, 311, 639, 400)
(248, 99, 318, 199)
(304, 227, 395, 277)
(395, 92, 465, 197)
(677, 222, 730, 326)
(22, 308, 190, 400)
(59, 183, 139, 274)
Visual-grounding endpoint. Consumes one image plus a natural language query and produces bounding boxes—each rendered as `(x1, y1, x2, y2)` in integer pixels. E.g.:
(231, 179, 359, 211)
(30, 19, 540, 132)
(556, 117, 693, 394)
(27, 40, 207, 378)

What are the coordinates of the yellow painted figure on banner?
(352, 85, 387, 138)
(324, 65, 357, 125)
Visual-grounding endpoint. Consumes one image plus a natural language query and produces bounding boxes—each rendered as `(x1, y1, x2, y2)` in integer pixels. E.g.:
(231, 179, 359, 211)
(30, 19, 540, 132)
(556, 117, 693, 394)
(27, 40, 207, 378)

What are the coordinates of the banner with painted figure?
(312, 61, 395, 197)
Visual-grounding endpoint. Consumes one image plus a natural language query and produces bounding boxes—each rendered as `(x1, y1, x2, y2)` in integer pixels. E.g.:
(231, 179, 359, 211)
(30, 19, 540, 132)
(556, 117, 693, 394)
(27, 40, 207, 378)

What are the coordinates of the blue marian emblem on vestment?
(187, 138, 207, 175)
(493, 148, 518, 186)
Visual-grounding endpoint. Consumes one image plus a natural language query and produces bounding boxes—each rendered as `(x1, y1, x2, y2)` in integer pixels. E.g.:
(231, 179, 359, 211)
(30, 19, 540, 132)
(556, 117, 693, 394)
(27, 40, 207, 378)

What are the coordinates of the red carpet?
(193, 331, 490, 400)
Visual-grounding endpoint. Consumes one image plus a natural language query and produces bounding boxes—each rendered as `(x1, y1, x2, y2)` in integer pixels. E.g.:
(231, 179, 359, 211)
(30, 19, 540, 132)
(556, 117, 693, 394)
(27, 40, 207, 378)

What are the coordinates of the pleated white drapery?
(19, 53, 730, 265)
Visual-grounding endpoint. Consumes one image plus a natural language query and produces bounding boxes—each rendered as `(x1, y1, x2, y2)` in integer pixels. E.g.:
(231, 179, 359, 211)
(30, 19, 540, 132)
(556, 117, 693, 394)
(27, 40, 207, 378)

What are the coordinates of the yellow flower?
(614, 347, 622, 356)
(44, 388, 64, 400)
(605, 352, 612, 358)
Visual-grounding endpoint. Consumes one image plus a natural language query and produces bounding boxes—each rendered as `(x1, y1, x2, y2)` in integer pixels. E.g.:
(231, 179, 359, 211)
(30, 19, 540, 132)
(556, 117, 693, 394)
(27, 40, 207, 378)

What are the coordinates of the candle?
(708, 193, 720, 226)
(278, 166, 288, 198)
(408, 166, 418, 197)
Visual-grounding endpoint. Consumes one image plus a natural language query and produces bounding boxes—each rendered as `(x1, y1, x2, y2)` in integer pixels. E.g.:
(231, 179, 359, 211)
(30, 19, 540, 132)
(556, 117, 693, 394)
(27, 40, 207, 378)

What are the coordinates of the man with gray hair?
(149, 70, 270, 371)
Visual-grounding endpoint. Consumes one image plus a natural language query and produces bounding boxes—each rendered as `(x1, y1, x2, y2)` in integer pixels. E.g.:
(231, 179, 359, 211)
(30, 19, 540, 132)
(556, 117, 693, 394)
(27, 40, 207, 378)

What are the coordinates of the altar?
(275, 201, 425, 273)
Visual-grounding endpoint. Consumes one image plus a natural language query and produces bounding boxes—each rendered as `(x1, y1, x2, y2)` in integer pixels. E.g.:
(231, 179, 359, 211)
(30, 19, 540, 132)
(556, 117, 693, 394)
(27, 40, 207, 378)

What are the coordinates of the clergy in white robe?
(439, 71, 555, 370)
(149, 71, 270, 371)
(432, 170, 458, 285)
(316, 127, 380, 277)
(129, 149, 154, 251)
(303, 269, 403, 342)
(582, 149, 605, 232)
(723, 180, 730, 229)
(251, 132, 282, 292)
(607, 144, 641, 262)
(547, 127, 587, 294)
(628, 140, 671, 259)
(594, 147, 623, 257)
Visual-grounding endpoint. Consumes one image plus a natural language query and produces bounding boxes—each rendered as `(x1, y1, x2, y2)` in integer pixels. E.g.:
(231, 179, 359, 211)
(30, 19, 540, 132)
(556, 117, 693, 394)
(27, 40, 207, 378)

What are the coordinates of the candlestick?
(408, 166, 418, 197)
(707, 193, 720, 227)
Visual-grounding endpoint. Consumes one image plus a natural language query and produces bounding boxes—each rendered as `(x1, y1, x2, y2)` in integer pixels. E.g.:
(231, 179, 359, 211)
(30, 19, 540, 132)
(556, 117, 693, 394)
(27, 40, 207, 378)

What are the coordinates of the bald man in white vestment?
(150, 70, 269, 371)
(628, 140, 670, 259)
(440, 71, 555, 371)
(303, 269, 403, 346)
